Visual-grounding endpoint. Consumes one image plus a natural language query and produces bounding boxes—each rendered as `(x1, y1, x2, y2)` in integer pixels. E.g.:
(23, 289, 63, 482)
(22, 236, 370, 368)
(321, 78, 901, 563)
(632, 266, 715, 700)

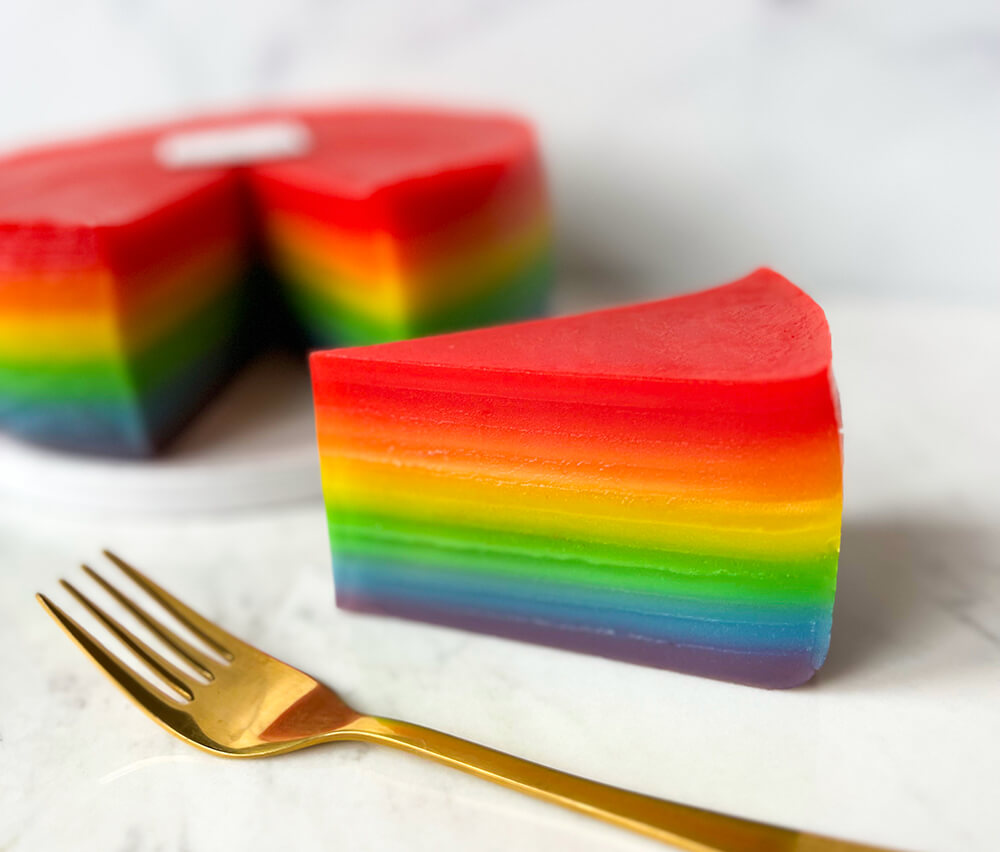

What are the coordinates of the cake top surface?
(0, 106, 535, 228)
(256, 107, 534, 198)
(315, 269, 833, 385)
(0, 132, 229, 228)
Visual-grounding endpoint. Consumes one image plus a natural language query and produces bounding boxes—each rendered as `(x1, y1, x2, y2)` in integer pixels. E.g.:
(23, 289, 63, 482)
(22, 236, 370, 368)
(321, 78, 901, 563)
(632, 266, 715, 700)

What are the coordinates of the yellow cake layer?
(320, 456, 843, 560)
(0, 246, 243, 362)
(267, 212, 551, 325)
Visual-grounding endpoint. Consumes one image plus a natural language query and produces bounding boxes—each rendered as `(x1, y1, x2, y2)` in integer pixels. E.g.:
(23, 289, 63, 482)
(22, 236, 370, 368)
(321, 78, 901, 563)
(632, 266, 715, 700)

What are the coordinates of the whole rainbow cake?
(0, 106, 552, 455)
(311, 269, 843, 688)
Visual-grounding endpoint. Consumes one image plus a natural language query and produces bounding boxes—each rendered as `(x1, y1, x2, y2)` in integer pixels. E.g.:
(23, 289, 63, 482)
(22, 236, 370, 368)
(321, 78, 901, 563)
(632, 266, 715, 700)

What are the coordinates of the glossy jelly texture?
(0, 106, 551, 454)
(311, 269, 843, 688)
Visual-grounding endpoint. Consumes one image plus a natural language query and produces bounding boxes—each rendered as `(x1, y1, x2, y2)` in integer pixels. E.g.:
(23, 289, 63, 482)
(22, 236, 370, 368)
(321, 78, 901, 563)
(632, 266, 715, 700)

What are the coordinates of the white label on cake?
(155, 120, 312, 169)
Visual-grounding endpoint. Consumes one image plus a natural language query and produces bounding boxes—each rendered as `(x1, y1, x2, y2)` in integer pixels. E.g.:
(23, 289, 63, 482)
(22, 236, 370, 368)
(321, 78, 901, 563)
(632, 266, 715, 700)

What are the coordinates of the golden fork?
(38, 551, 895, 852)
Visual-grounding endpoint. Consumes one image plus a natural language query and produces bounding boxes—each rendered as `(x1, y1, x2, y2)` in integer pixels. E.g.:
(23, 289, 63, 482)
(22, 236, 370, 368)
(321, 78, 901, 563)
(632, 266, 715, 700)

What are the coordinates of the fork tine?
(82, 564, 216, 681)
(102, 550, 236, 662)
(61, 580, 195, 701)
(36, 594, 186, 717)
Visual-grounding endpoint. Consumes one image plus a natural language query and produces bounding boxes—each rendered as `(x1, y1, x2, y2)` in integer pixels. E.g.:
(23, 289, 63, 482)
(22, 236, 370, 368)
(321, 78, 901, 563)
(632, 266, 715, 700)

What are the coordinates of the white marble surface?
(1, 295, 999, 852)
(1, 1, 998, 307)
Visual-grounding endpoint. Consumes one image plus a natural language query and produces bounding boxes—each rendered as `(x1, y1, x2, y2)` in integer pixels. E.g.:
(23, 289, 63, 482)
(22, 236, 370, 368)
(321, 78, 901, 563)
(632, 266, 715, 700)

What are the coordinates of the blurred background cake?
(0, 106, 552, 456)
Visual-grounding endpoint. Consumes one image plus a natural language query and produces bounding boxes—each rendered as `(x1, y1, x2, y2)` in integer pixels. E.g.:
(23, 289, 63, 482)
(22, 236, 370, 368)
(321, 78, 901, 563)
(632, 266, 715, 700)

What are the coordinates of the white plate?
(0, 352, 321, 515)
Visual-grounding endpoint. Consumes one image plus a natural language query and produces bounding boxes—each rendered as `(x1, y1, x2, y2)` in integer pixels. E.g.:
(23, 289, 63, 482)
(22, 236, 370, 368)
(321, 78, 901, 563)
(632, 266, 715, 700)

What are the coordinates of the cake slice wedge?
(310, 268, 843, 688)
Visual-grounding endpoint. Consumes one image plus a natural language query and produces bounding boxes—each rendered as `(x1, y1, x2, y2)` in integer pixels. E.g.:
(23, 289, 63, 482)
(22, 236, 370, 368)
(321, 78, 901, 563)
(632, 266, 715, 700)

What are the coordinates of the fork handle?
(347, 716, 893, 851)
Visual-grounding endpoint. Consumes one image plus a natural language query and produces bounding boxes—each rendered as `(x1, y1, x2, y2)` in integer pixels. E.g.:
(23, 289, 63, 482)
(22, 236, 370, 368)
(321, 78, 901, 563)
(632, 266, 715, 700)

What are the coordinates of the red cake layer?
(252, 107, 544, 237)
(312, 268, 838, 416)
(0, 106, 542, 234)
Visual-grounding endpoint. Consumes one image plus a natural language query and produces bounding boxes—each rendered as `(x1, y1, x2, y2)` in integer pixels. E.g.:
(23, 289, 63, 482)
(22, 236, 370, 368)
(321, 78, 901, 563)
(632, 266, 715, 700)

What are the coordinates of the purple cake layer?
(337, 591, 819, 689)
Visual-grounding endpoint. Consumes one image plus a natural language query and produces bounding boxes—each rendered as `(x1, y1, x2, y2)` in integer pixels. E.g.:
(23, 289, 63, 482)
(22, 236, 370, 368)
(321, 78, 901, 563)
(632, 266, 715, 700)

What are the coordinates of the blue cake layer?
(333, 553, 834, 664)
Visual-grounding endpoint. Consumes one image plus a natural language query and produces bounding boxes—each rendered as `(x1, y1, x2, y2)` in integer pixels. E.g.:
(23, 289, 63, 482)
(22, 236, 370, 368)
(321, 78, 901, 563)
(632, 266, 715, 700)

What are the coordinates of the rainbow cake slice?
(0, 105, 552, 455)
(311, 269, 843, 688)
(0, 135, 249, 456)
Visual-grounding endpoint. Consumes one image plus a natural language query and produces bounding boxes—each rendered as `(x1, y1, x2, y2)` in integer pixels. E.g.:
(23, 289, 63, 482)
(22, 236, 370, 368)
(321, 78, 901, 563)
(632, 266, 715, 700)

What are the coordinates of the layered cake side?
(311, 269, 844, 688)
(252, 108, 552, 345)
(0, 135, 249, 455)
